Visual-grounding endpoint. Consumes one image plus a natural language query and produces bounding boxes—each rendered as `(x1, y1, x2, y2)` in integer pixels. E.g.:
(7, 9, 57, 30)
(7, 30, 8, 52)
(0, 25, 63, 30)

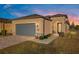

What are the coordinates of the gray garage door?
(16, 23, 35, 36)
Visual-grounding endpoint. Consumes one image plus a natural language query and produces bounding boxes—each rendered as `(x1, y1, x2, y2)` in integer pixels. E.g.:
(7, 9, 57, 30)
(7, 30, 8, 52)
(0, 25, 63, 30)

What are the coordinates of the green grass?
(0, 31, 79, 54)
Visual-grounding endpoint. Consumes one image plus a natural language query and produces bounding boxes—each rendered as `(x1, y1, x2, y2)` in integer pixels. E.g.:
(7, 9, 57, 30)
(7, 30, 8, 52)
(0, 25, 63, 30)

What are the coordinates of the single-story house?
(11, 14, 69, 36)
(0, 14, 69, 36)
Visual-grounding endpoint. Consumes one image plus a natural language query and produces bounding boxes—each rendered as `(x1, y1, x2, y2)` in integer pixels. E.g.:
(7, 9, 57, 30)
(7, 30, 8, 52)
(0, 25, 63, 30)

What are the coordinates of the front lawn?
(0, 41, 56, 54)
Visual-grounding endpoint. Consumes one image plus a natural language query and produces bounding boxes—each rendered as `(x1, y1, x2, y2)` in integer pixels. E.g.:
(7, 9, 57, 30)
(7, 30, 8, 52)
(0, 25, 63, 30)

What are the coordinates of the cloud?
(10, 12, 26, 17)
(33, 9, 48, 13)
(40, 12, 65, 16)
(3, 4, 12, 9)
(68, 15, 79, 25)
(47, 12, 64, 15)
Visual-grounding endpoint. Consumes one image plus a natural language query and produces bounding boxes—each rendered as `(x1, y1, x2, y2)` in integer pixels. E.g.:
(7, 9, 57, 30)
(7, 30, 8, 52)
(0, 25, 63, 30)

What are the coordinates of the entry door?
(16, 23, 35, 36)
(57, 23, 62, 33)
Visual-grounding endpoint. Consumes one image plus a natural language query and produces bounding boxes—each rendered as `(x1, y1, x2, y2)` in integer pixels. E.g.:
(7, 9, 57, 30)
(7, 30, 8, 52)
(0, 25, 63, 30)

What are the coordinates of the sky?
(0, 4, 79, 25)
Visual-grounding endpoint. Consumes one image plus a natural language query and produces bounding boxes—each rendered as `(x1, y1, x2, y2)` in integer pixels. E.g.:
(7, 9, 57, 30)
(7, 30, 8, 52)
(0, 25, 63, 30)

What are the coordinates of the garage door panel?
(16, 23, 35, 36)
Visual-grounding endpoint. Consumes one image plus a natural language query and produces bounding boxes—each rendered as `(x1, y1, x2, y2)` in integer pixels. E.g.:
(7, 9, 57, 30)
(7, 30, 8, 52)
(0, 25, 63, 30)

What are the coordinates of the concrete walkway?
(0, 34, 58, 49)
(27, 34, 59, 44)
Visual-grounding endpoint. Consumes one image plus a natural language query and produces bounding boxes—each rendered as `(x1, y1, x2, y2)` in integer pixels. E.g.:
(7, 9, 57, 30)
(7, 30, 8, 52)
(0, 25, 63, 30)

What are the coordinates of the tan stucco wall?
(12, 18, 43, 36)
(44, 20, 52, 35)
(12, 16, 68, 36)
(51, 17, 67, 33)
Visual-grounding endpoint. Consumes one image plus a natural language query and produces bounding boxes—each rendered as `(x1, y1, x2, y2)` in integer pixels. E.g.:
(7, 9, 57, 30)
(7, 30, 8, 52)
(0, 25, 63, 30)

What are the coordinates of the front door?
(57, 23, 62, 33)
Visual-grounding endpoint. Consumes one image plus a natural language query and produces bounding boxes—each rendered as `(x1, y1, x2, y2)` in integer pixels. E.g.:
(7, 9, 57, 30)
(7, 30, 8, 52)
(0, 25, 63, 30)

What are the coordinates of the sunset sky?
(0, 4, 79, 25)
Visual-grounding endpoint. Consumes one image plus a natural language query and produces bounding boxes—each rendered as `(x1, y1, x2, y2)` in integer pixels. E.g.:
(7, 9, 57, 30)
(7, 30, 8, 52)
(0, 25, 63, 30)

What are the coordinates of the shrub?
(1, 30, 7, 36)
(46, 34, 51, 37)
(0, 32, 2, 35)
(39, 34, 51, 40)
(44, 35, 48, 38)
(39, 35, 44, 40)
(39, 35, 48, 40)
(58, 32, 64, 37)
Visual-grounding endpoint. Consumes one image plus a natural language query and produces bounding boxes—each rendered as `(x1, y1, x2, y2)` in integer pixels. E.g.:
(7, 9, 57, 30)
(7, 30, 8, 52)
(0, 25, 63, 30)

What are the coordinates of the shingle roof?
(12, 14, 47, 20)
(0, 14, 68, 22)
(50, 14, 68, 18)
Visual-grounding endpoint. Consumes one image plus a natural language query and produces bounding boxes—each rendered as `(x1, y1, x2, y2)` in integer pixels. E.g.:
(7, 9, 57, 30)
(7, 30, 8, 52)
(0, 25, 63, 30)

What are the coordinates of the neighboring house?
(12, 14, 69, 36)
(0, 18, 12, 35)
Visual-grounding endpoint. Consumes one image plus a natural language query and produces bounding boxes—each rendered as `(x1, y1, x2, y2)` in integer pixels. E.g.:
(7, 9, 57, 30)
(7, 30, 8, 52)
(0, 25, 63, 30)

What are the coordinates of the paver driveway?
(0, 36, 35, 49)
(0, 34, 58, 49)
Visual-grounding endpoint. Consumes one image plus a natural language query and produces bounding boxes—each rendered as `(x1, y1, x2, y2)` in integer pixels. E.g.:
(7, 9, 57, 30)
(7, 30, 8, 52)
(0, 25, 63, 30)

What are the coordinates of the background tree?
(70, 22, 75, 30)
